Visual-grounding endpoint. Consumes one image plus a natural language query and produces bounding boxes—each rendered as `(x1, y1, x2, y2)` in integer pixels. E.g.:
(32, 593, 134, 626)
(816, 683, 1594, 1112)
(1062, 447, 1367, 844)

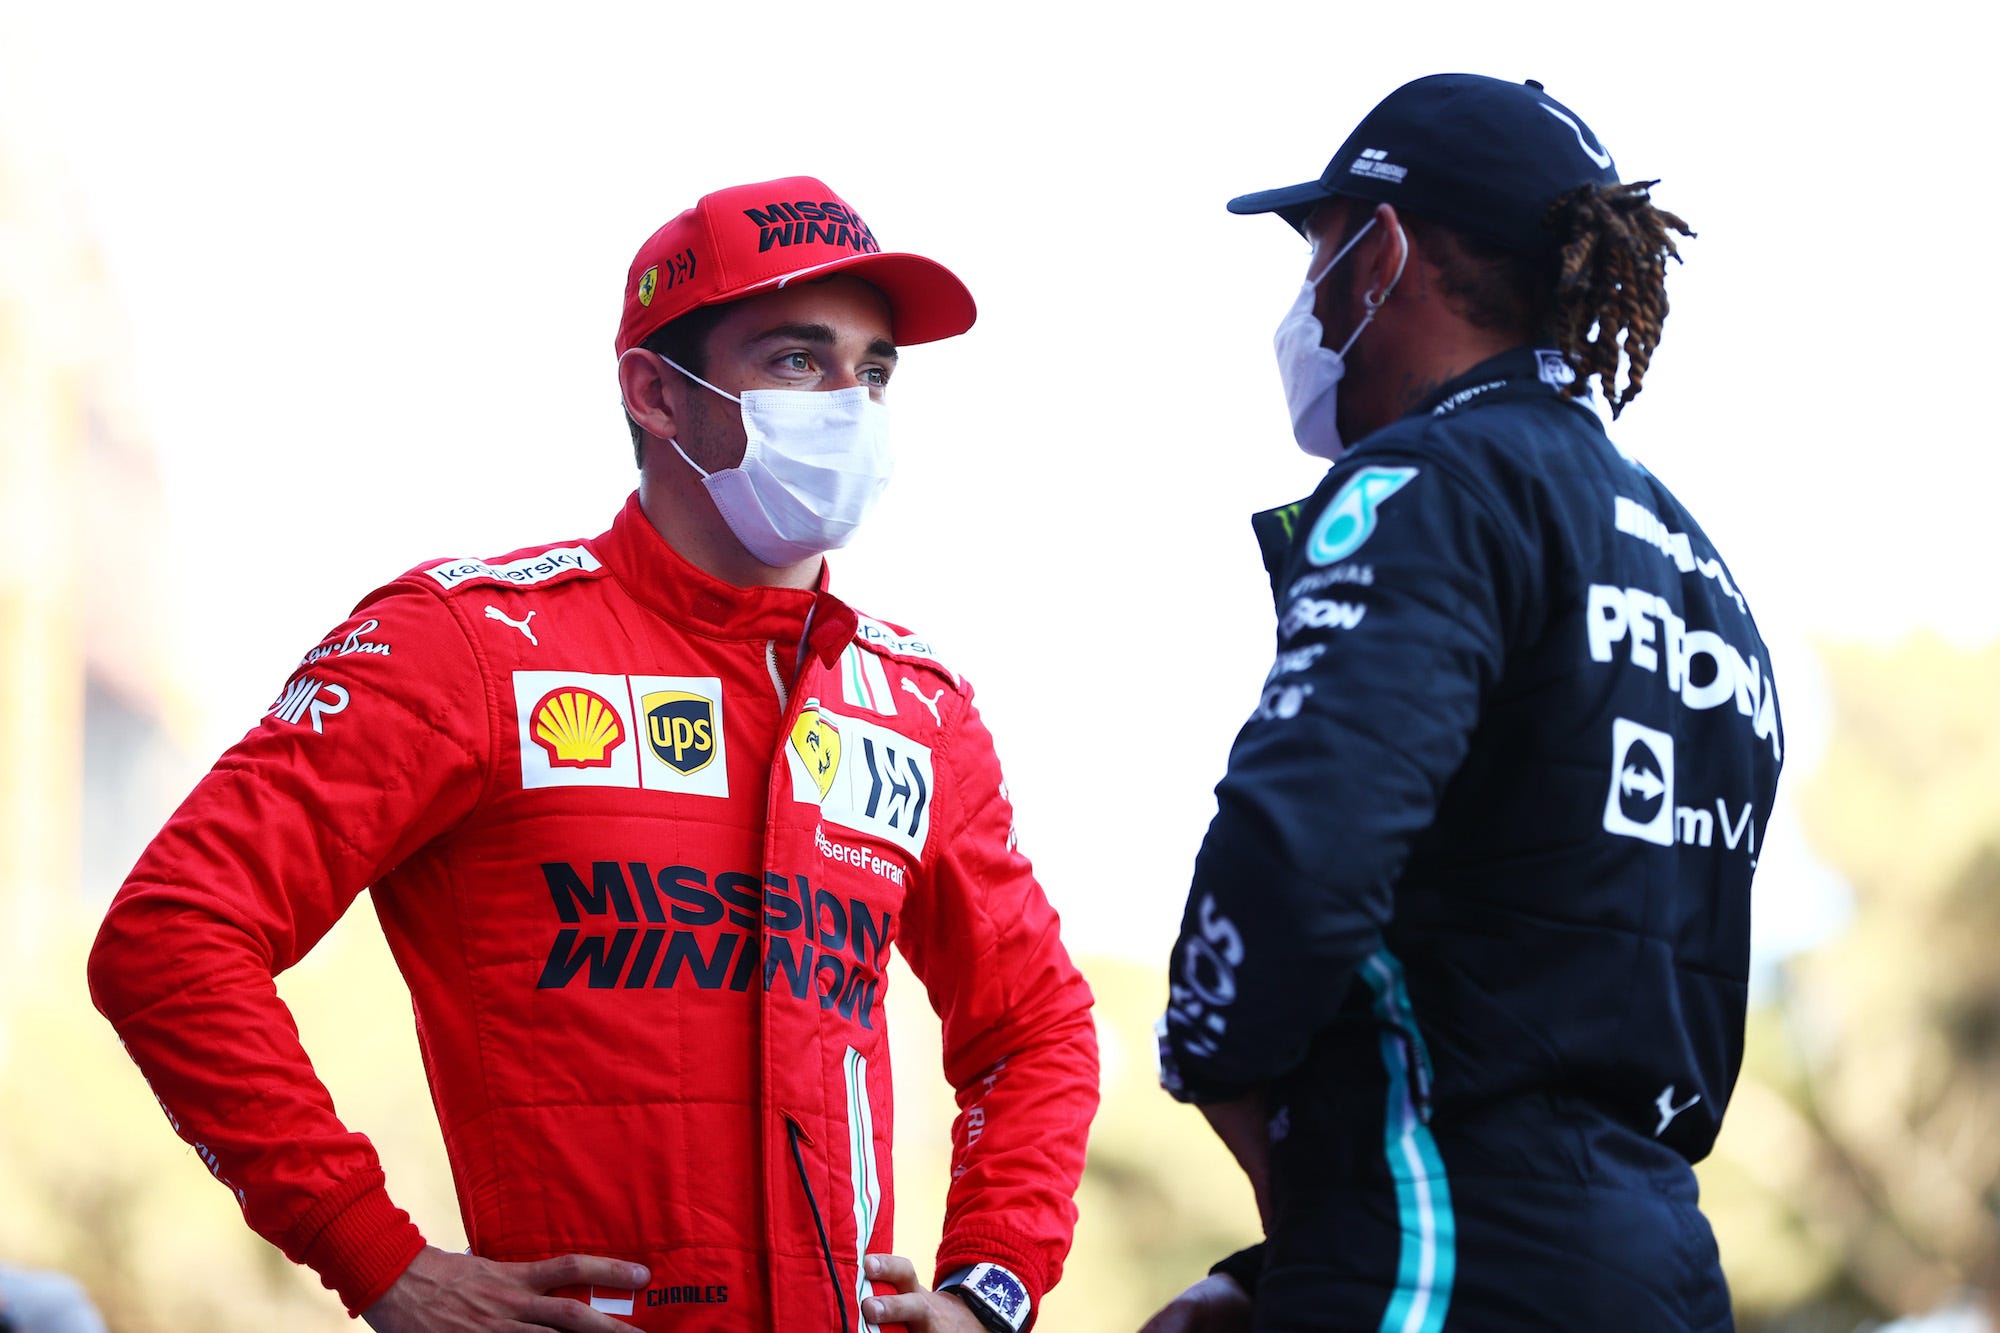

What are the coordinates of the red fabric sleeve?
(87, 581, 489, 1314)
(895, 679, 1099, 1320)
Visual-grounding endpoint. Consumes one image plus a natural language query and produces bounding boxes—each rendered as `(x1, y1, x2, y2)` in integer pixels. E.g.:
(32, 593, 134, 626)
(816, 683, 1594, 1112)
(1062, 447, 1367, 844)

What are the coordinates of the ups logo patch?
(644, 690, 716, 775)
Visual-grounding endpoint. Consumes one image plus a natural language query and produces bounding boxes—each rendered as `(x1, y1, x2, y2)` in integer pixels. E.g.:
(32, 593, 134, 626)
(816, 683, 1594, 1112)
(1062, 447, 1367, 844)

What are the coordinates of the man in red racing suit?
(88, 177, 1098, 1333)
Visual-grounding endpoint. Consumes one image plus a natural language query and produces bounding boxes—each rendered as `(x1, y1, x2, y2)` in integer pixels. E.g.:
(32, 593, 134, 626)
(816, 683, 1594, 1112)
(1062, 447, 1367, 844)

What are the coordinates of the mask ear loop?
(1308, 215, 1377, 288)
(616, 347, 739, 478)
(654, 352, 741, 405)
(1336, 220, 1411, 359)
(669, 439, 713, 479)
(652, 352, 742, 479)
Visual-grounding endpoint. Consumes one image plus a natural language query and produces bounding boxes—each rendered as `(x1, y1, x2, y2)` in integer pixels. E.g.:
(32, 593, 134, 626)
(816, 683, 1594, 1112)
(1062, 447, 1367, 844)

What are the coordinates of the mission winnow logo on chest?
(535, 859, 891, 1031)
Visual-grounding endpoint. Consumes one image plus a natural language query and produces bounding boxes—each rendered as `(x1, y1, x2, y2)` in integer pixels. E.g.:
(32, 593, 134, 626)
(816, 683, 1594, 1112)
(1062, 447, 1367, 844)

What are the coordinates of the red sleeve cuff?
(287, 1171, 427, 1316)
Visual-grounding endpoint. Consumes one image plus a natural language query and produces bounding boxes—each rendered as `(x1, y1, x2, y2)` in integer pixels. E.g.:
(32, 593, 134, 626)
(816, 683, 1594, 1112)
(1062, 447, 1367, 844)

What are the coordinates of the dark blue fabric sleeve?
(1160, 446, 1533, 1102)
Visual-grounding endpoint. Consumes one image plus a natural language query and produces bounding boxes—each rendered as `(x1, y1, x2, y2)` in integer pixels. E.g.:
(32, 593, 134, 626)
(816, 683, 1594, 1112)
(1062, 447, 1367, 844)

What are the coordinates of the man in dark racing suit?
(1149, 75, 1782, 1332)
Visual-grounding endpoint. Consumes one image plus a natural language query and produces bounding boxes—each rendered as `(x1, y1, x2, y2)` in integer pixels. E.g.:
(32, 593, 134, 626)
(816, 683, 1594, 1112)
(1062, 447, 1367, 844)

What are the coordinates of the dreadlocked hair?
(1544, 180, 1693, 418)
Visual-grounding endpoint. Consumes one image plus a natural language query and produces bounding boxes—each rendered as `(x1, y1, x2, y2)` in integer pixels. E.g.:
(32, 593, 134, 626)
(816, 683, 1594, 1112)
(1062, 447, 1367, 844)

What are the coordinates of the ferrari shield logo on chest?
(791, 700, 843, 799)
(788, 700, 933, 859)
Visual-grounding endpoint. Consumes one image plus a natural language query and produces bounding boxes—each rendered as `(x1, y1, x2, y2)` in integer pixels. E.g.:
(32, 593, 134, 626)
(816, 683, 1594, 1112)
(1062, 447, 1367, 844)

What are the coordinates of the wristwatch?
(937, 1262, 1031, 1332)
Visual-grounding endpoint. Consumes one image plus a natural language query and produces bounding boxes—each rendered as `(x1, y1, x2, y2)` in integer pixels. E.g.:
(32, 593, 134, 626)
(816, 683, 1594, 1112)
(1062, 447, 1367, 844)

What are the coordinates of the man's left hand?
(861, 1254, 985, 1330)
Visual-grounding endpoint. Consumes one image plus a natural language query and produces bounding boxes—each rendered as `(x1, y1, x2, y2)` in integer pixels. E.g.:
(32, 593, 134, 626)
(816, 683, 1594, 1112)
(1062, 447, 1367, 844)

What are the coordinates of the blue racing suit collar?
(1249, 346, 1581, 594)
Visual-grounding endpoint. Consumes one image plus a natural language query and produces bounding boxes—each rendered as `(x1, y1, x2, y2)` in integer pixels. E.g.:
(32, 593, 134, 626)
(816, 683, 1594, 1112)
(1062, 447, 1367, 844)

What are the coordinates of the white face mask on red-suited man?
(658, 354, 894, 566)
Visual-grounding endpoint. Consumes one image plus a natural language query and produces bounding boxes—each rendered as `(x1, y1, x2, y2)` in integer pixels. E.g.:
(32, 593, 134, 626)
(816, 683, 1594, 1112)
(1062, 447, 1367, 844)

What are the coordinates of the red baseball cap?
(615, 175, 977, 355)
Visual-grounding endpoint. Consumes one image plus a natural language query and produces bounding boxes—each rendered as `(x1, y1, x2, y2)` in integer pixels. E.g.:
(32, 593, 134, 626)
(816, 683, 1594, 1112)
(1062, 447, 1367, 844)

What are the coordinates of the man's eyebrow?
(747, 322, 838, 346)
(746, 323, 898, 361)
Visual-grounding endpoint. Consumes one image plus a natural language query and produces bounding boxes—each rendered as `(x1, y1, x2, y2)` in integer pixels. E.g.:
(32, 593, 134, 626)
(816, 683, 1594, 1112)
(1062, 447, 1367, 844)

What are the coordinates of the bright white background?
(6, 0, 1988, 974)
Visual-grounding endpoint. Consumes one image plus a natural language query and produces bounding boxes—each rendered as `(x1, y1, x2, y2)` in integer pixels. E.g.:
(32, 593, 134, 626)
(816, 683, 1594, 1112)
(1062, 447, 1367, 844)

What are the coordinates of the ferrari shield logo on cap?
(637, 265, 658, 307)
(790, 700, 842, 800)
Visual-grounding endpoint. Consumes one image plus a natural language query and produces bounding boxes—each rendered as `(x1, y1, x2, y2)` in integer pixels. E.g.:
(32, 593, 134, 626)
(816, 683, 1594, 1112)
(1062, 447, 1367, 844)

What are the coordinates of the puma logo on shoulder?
(1654, 1083, 1700, 1136)
(484, 605, 539, 646)
(900, 678, 943, 725)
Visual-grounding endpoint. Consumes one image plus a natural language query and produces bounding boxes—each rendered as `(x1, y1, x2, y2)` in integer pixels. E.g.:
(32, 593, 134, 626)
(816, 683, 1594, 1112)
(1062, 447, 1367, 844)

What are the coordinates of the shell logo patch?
(790, 700, 842, 800)
(637, 265, 658, 307)
(532, 687, 625, 768)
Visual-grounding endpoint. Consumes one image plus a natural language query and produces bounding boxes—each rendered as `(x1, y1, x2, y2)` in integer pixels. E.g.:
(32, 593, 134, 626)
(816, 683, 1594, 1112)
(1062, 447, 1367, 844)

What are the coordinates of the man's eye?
(782, 352, 814, 372)
(862, 367, 889, 386)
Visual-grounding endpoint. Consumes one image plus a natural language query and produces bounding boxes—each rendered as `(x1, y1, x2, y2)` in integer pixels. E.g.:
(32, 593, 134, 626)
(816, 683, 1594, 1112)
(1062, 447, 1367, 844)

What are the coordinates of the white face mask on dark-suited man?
(1273, 214, 1406, 462)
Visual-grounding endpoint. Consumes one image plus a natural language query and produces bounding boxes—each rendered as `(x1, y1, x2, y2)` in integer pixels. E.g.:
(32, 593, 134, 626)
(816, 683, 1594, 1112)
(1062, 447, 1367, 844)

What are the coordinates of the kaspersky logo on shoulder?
(1307, 466, 1419, 566)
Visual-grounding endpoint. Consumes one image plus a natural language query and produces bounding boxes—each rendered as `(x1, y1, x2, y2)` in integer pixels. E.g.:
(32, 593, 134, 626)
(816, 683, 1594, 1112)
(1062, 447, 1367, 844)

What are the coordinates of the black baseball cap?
(1227, 73, 1620, 257)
